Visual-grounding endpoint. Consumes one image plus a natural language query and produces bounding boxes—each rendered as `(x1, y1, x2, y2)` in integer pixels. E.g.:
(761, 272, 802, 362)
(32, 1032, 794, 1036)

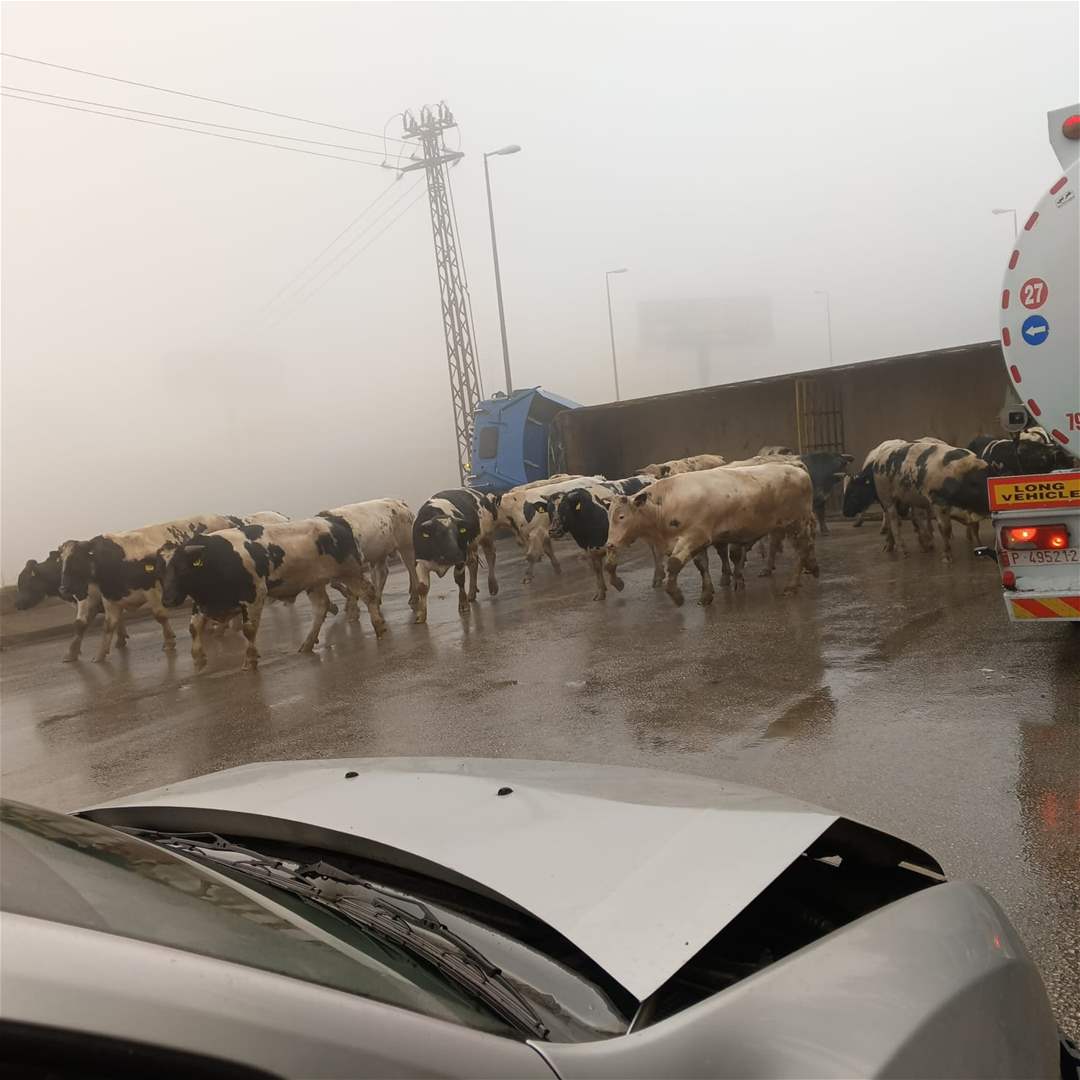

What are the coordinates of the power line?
(258, 178, 403, 313)
(3, 85, 404, 160)
(1, 91, 393, 168)
(270, 182, 427, 323)
(0, 51, 409, 146)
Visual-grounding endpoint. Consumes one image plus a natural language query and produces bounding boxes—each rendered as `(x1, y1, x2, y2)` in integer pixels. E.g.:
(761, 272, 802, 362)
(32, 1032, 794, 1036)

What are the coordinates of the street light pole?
(606, 268, 628, 401)
(992, 207, 1018, 239)
(815, 289, 833, 366)
(483, 144, 521, 396)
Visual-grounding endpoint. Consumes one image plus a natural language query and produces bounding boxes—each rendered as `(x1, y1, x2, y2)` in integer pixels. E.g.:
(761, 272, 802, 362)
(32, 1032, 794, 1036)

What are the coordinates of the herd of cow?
(13, 427, 1073, 673)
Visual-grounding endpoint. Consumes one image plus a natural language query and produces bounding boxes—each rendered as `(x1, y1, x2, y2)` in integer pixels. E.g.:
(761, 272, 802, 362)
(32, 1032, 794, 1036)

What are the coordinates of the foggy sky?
(2, 2, 1077, 581)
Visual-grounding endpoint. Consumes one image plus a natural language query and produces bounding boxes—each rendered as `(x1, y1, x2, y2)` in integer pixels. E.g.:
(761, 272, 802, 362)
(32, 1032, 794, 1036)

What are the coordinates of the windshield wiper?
(125, 829, 550, 1040)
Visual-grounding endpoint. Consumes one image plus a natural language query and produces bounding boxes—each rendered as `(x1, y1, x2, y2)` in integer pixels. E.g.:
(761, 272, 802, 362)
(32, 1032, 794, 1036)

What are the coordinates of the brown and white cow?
(161, 517, 384, 671)
(639, 454, 726, 479)
(843, 438, 991, 562)
(319, 499, 419, 617)
(607, 462, 818, 606)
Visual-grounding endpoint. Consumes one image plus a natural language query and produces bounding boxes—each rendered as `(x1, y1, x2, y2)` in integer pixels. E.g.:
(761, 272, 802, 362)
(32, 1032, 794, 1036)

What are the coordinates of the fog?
(2, 2, 1077, 581)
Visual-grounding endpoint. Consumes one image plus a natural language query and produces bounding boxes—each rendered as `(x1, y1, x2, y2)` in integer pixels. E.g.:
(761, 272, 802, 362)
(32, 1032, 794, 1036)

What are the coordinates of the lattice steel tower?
(402, 103, 483, 485)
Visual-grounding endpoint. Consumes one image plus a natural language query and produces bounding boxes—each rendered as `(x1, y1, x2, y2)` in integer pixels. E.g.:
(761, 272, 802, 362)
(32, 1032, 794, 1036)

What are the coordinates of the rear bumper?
(1002, 593, 1080, 621)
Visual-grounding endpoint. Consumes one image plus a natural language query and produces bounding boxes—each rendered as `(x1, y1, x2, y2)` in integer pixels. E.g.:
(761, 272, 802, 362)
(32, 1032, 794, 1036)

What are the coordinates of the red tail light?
(1064, 114, 1080, 140)
(1001, 570, 1016, 590)
(1001, 525, 1069, 549)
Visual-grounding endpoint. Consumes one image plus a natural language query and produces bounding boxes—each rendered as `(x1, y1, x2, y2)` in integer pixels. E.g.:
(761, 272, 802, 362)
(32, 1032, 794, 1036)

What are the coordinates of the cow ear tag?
(575, 502, 581, 511)
(143, 562, 155, 573)
(459, 527, 467, 534)
(192, 557, 204, 568)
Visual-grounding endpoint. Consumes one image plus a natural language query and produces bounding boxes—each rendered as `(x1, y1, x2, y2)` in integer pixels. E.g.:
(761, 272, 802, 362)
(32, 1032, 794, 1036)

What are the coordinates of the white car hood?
(83, 757, 837, 1001)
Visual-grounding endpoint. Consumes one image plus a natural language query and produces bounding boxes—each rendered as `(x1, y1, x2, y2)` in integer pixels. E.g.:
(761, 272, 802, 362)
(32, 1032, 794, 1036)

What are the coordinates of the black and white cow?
(412, 489, 499, 623)
(843, 438, 991, 561)
(58, 514, 237, 662)
(967, 435, 1072, 475)
(160, 517, 384, 672)
(546, 477, 666, 599)
(16, 547, 119, 662)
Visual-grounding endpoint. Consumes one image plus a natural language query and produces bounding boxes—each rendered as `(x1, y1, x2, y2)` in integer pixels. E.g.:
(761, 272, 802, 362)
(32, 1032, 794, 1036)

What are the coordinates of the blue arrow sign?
(1021, 315, 1050, 346)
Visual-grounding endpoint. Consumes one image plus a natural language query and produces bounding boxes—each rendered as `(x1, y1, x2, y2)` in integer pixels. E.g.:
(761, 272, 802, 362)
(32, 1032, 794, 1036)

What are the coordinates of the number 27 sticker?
(1020, 278, 1048, 310)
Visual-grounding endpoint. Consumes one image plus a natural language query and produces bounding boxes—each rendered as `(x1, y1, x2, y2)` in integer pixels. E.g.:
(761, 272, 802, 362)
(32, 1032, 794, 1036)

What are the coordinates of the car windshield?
(0, 800, 514, 1037)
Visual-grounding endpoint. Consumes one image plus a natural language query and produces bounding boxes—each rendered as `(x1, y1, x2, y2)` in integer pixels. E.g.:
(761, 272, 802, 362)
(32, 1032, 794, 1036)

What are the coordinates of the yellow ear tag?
(192, 557, 204, 568)
(459, 527, 467, 534)
(143, 562, 155, 573)
(574, 502, 581, 511)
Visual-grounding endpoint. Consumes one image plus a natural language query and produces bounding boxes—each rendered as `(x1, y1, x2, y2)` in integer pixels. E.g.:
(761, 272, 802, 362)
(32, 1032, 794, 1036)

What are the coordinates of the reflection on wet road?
(2, 528, 1077, 1030)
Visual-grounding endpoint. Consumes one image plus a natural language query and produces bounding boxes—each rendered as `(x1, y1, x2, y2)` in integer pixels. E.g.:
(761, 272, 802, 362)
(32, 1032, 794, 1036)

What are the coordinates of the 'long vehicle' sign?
(988, 471, 1080, 511)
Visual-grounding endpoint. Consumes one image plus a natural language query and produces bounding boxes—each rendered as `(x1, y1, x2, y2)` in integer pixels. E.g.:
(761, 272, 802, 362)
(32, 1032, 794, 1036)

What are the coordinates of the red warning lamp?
(1001, 570, 1017, 591)
(1001, 525, 1070, 549)
(1063, 114, 1080, 140)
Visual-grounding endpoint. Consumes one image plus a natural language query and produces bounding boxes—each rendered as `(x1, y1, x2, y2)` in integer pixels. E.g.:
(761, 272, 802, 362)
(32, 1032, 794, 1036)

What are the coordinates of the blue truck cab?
(468, 388, 581, 493)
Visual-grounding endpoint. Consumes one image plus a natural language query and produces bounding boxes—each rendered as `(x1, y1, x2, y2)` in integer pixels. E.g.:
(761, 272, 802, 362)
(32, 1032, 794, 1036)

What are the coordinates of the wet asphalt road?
(1, 526, 1078, 1032)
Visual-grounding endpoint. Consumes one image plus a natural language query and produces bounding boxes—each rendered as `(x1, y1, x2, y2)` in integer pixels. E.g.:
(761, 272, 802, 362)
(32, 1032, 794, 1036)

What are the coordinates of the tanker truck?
(978, 104, 1080, 623)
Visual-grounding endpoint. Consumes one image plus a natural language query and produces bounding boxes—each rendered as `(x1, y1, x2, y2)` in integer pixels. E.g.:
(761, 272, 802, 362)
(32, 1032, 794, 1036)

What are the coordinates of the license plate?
(1009, 548, 1080, 565)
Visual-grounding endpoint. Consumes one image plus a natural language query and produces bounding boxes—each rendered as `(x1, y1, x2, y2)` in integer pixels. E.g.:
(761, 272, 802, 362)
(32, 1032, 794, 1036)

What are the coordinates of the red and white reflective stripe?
(1024, 211, 1039, 231)
(1050, 176, 1068, 195)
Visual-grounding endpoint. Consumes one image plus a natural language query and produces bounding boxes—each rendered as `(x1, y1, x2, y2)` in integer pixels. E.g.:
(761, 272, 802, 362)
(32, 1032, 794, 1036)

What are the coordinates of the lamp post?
(992, 207, 1018, 239)
(483, 144, 521, 395)
(606, 268, 628, 401)
(814, 289, 834, 366)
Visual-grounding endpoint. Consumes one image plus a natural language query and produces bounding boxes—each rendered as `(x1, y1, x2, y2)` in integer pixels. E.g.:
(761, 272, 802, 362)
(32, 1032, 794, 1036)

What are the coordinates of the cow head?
(58, 540, 95, 602)
(606, 489, 651, 551)
(414, 514, 471, 565)
(15, 551, 62, 610)
(161, 542, 203, 608)
(842, 468, 877, 518)
(553, 489, 610, 548)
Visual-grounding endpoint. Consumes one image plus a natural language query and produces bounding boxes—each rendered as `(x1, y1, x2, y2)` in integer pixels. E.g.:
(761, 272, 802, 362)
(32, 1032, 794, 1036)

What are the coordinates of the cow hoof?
(734, 579, 746, 592)
(116, 639, 128, 650)
(720, 575, 732, 589)
(698, 594, 714, 607)
(551, 564, 562, 576)
(163, 641, 176, 653)
(193, 657, 207, 671)
(666, 588, 685, 607)
(651, 577, 663, 589)
(592, 592, 604, 602)
(414, 613, 427, 625)
(298, 643, 315, 654)
(91, 656, 105, 664)
(488, 582, 499, 596)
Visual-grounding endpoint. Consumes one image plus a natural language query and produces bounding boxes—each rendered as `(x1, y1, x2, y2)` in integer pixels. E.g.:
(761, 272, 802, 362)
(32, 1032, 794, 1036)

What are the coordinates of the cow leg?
(934, 505, 954, 564)
(544, 535, 562, 574)
(190, 610, 209, 670)
(715, 542, 732, 588)
(64, 594, 100, 662)
(481, 537, 499, 596)
(814, 501, 829, 536)
(784, 520, 820, 594)
(649, 543, 665, 587)
(604, 547, 625, 592)
(370, 559, 390, 605)
(454, 563, 469, 613)
(662, 537, 701, 607)
(349, 570, 388, 636)
(910, 508, 934, 553)
(853, 511, 865, 528)
(731, 544, 747, 591)
(414, 560, 432, 624)
(883, 503, 906, 555)
(92, 601, 124, 663)
(341, 581, 361, 623)
(115, 611, 130, 649)
(240, 597, 265, 671)
(967, 518, 981, 548)
(466, 546, 479, 602)
(695, 549, 715, 606)
(298, 586, 331, 653)
(759, 532, 782, 576)
(589, 550, 607, 601)
(399, 541, 421, 609)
